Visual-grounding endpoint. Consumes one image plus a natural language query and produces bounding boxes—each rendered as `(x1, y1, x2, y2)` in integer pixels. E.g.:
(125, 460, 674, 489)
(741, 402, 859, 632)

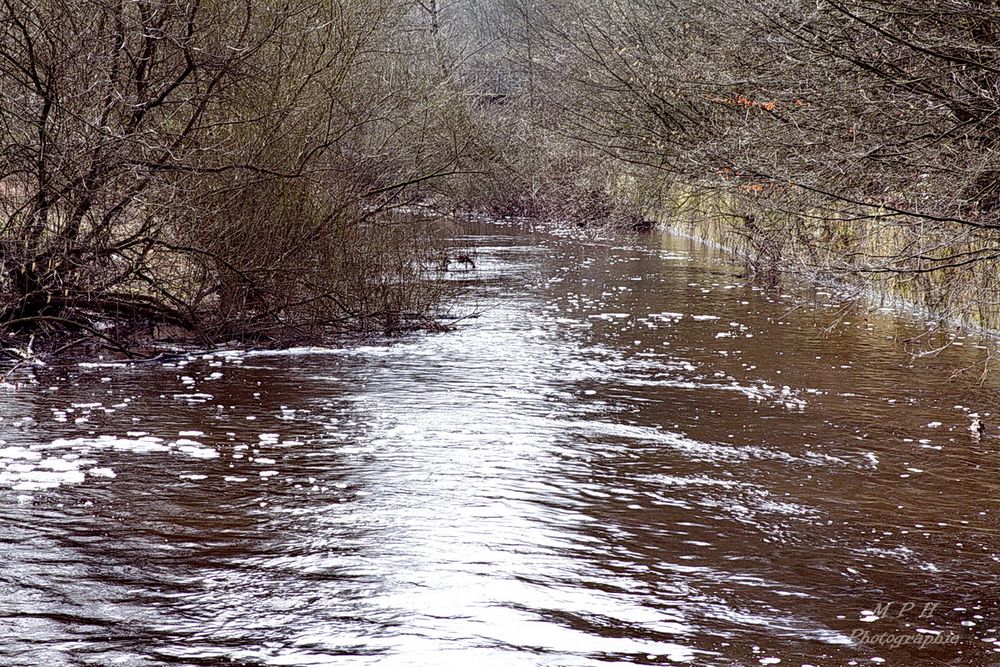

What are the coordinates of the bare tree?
(0, 0, 476, 352)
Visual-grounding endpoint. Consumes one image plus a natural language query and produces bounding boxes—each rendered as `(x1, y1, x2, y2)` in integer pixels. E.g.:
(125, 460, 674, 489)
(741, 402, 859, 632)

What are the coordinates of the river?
(1, 221, 998, 666)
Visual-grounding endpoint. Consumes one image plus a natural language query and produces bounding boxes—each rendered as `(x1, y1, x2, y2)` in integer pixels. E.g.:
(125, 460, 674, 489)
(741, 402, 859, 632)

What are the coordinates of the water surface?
(2, 222, 999, 666)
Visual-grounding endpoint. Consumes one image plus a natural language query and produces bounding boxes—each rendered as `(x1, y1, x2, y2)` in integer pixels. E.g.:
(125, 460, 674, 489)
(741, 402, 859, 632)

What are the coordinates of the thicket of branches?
(431, 0, 1000, 326)
(514, 0, 1000, 323)
(0, 0, 475, 353)
(4, 0, 1000, 354)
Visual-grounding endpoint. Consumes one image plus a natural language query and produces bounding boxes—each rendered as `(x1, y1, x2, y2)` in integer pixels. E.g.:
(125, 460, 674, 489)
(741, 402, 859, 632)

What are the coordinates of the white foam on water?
(172, 393, 213, 402)
(0, 434, 223, 491)
(0, 446, 41, 461)
(176, 443, 219, 459)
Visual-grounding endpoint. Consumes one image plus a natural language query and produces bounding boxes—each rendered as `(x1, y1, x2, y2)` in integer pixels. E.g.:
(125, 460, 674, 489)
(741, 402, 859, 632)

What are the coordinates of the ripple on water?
(2, 224, 999, 666)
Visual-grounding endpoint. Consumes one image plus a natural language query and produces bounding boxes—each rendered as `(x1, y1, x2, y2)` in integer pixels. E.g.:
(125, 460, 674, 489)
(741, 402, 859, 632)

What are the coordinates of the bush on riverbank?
(0, 0, 469, 356)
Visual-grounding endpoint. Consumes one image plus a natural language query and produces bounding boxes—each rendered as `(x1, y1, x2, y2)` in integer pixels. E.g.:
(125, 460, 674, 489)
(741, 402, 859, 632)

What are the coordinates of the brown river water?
(2, 221, 1000, 666)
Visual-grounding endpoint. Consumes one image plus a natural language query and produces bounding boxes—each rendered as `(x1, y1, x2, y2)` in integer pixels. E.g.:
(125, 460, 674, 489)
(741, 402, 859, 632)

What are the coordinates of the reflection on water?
(2, 222, 1000, 666)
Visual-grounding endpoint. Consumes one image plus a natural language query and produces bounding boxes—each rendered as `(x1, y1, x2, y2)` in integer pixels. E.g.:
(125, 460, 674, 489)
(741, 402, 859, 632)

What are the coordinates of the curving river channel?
(2, 221, 1000, 666)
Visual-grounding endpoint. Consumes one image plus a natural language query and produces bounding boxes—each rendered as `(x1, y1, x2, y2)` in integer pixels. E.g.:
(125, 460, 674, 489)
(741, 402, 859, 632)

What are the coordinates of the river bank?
(640, 188, 1000, 364)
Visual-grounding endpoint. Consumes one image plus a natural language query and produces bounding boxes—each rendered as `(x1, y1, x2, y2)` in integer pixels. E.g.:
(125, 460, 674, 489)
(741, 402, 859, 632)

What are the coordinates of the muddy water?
(2, 222, 1000, 666)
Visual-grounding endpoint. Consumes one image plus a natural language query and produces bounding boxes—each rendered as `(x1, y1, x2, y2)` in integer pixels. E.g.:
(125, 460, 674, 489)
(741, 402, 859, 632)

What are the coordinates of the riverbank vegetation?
(509, 0, 1000, 334)
(0, 0, 469, 356)
(3, 0, 1000, 357)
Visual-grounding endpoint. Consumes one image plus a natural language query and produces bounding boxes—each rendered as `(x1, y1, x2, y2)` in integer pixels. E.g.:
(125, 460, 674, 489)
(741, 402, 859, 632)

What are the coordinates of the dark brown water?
(3, 221, 1000, 666)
